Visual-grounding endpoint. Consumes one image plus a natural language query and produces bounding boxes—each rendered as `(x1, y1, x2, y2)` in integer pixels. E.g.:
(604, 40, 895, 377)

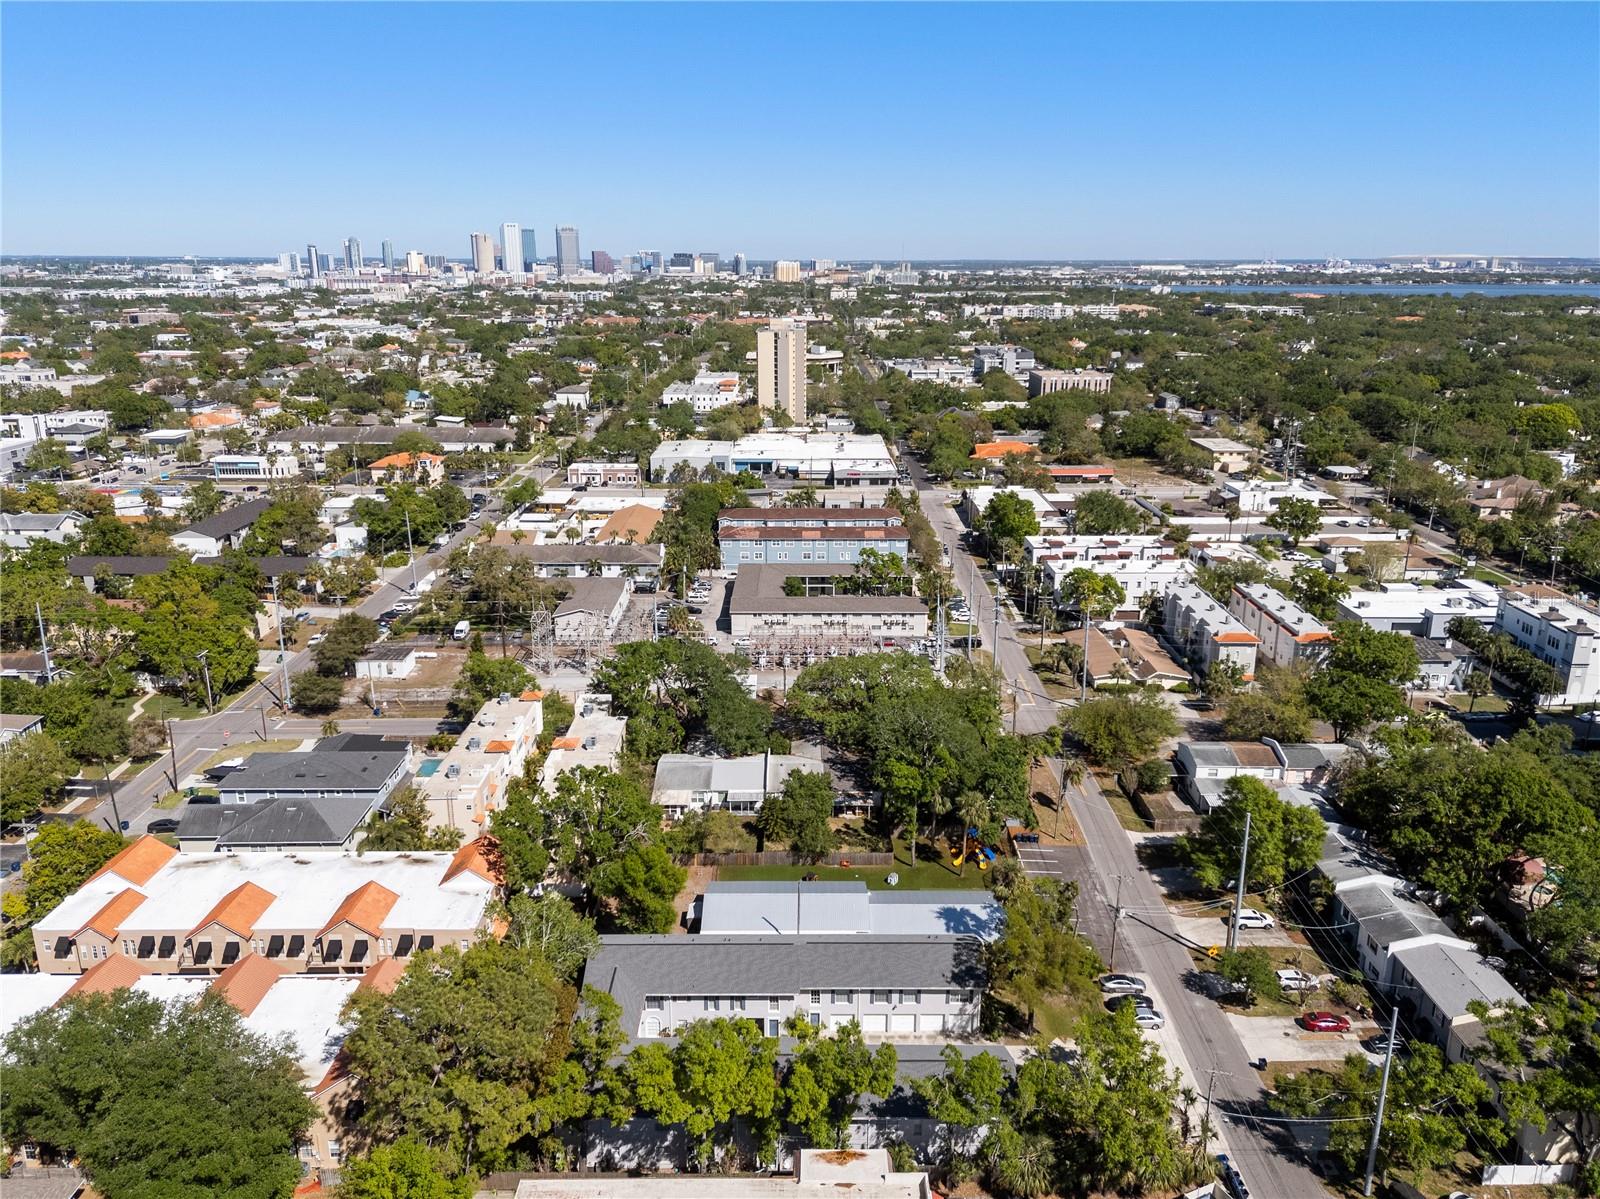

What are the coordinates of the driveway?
(1169, 913, 1298, 951)
(1227, 1014, 1382, 1065)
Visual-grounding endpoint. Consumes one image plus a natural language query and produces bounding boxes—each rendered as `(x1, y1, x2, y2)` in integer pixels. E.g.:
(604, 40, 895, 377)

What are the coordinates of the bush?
(1133, 758, 1169, 795)
(1170, 681, 1192, 693)
(382, 551, 409, 568)
(290, 670, 345, 714)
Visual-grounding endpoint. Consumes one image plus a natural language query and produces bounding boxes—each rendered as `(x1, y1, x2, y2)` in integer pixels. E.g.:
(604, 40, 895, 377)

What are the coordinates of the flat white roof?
(242, 975, 361, 1082)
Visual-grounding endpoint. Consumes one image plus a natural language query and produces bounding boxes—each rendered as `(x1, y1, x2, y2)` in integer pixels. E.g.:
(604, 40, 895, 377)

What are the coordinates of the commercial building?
(1026, 368, 1113, 396)
(306, 244, 320, 279)
(697, 881, 1001, 940)
(556, 225, 581, 276)
(1228, 582, 1332, 668)
(757, 318, 807, 422)
(508, 1149, 931, 1199)
(661, 371, 746, 416)
(566, 460, 642, 488)
(585, 933, 984, 1039)
(32, 835, 500, 976)
(651, 753, 826, 819)
(1215, 476, 1338, 514)
(416, 692, 543, 835)
(1162, 584, 1259, 681)
(209, 453, 300, 483)
(728, 564, 928, 645)
(500, 222, 523, 277)
(972, 345, 1036, 378)
(1334, 580, 1500, 639)
(381, 240, 394, 269)
(1494, 592, 1600, 705)
(650, 433, 897, 486)
(343, 237, 361, 271)
(518, 228, 538, 271)
(1188, 436, 1255, 473)
(470, 232, 496, 274)
(353, 643, 420, 681)
(591, 250, 616, 274)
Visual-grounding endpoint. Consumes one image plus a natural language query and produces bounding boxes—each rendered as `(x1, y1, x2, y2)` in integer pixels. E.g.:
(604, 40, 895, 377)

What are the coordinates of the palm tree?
(1224, 500, 1242, 541)
(1056, 754, 1086, 837)
(1463, 670, 1491, 713)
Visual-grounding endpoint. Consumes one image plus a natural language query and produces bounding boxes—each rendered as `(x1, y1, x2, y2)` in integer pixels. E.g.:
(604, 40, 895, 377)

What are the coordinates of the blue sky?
(3, 2, 1596, 260)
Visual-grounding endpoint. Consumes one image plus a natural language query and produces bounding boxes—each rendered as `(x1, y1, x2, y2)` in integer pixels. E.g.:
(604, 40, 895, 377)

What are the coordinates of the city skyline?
(2, 2, 1597, 259)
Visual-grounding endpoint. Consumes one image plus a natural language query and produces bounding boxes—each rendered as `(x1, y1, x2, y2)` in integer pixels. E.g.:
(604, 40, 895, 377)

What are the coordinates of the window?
(871, 990, 890, 1004)
(732, 997, 746, 1011)
(899, 990, 920, 1005)
(646, 996, 664, 1011)
(769, 997, 781, 1011)
(809, 990, 821, 1005)
(122, 939, 133, 956)
(768, 1019, 780, 1036)
(831, 990, 854, 1004)
(707, 997, 720, 1012)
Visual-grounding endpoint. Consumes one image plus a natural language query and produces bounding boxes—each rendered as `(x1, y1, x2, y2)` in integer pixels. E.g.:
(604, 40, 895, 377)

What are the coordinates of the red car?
(1301, 1011, 1351, 1033)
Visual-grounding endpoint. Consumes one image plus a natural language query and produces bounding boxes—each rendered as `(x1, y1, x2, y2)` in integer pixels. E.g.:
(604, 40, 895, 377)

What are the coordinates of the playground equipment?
(950, 827, 1000, 871)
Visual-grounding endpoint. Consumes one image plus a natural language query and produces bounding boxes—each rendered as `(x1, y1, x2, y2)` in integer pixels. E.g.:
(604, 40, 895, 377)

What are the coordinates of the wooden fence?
(683, 850, 896, 868)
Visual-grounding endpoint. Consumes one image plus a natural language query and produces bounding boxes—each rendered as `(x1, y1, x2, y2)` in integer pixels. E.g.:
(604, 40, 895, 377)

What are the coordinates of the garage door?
(860, 1013, 888, 1033)
(921, 1014, 947, 1034)
(890, 1013, 917, 1033)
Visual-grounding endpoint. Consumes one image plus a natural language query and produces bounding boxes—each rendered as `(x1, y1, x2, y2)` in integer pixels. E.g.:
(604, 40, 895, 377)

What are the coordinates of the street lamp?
(195, 650, 215, 713)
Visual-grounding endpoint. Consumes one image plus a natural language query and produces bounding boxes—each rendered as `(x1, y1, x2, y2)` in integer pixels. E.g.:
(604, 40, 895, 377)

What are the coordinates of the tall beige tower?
(757, 318, 807, 423)
(470, 232, 496, 274)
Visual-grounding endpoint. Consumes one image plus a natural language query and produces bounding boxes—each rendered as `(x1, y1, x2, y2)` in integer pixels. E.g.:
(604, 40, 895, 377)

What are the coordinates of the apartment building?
(169, 497, 274, 557)
(510, 1149, 931, 1199)
(649, 433, 897, 486)
(32, 836, 499, 976)
(757, 318, 808, 422)
(586, 933, 985, 1039)
(1026, 368, 1113, 396)
(1494, 592, 1600, 705)
(719, 524, 910, 571)
(697, 881, 1002, 940)
(661, 371, 746, 416)
(415, 692, 543, 835)
(1187, 436, 1255, 473)
(1228, 582, 1332, 668)
(1162, 584, 1259, 680)
(1335, 580, 1500, 639)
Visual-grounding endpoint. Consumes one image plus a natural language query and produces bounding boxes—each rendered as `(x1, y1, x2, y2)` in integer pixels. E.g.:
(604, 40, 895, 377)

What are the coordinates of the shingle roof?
(178, 497, 272, 540)
(217, 748, 407, 795)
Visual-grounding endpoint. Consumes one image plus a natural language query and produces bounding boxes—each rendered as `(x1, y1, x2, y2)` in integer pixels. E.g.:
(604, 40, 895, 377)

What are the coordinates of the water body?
(1171, 283, 1600, 298)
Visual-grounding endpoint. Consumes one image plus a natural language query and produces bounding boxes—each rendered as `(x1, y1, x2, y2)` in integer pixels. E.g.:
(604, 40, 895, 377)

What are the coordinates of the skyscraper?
(306, 244, 320, 279)
(695, 252, 718, 275)
(520, 228, 539, 272)
(381, 240, 395, 269)
(757, 318, 807, 423)
(555, 226, 580, 276)
(470, 232, 496, 274)
(591, 250, 616, 274)
(773, 260, 802, 283)
(499, 222, 522, 276)
(404, 250, 426, 274)
(733, 253, 748, 276)
(344, 237, 362, 271)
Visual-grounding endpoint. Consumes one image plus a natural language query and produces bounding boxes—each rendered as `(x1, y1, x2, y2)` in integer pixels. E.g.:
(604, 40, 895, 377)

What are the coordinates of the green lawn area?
(717, 837, 993, 892)
(202, 739, 304, 769)
(1467, 563, 1516, 586)
(1101, 785, 1154, 833)
(1445, 691, 1509, 714)
(145, 693, 211, 722)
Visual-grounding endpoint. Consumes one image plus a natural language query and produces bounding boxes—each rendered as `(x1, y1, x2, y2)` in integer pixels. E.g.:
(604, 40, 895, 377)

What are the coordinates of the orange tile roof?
(1214, 631, 1262, 645)
(357, 956, 408, 995)
(971, 441, 1038, 460)
(89, 835, 177, 886)
(551, 736, 581, 750)
(317, 881, 400, 939)
(211, 953, 287, 1016)
(442, 836, 500, 885)
(74, 887, 148, 940)
(187, 881, 277, 940)
(520, 689, 545, 701)
(597, 504, 663, 545)
(0, 349, 31, 360)
(484, 739, 513, 753)
(369, 451, 444, 470)
(63, 955, 148, 999)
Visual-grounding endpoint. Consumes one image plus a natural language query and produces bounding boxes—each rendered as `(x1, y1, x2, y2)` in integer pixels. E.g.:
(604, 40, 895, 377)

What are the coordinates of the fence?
(684, 850, 896, 868)
(1483, 1164, 1575, 1186)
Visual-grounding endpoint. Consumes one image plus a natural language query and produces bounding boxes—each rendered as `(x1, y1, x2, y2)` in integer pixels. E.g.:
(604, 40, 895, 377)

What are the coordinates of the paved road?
(78, 508, 505, 834)
(1062, 770, 1334, 1198)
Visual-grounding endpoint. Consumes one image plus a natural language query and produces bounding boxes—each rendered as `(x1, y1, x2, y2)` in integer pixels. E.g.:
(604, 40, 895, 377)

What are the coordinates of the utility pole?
(1362, 1007, 1401, 1197)
(35, 601, 54, 682)
(1109, 873, 1127, 971)
(271, 575, 292, 712)
(1227, 810, 1253, 953)
(404, 508, 417, 593)
(165, 715, 179, 792)
(196, 649, 215, 713)
(1201, 1062, 1222, 1149)
(1080, 596, 1092, 703)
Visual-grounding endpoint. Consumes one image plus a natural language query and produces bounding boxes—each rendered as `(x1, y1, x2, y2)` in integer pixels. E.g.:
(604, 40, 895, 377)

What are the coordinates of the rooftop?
(729, 565, 926, 617)
(697, 881, 1002, 939)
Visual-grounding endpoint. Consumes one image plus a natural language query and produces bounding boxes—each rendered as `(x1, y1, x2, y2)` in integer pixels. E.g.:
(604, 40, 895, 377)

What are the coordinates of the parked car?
(1105, 993, 1156, 1013)
(307, 633, 327, 647)
(1132, 1009, 1166, 1031)
(1300, 1011, 1352, 1033)
(1098, 973, 1147, 994)
(1276, 968, 1318, 991)
(1217, 1153, 1250, 1199)
(146, 817, 181, 835)
(1229, 907, 1276, 930)
(1367, 1031, 1405, 1055)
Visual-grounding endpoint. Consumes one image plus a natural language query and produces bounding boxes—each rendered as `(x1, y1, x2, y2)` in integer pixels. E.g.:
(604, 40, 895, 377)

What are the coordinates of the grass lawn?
(1029, 989, 1101, 1043)
(718, 836, 992, 892)
(145, 693, 212, 722)
(1023, 645, 1079, 702)
(202, 739, 304, 770)
(1446, 691, 1509, 714)
(1090, 771, 1152, 832)
(1467, 563, 1516, 586)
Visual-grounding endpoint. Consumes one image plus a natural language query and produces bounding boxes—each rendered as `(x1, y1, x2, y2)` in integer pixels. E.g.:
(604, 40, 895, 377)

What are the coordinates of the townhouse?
(169, 497, 274, 557)
(1161, 584, 1260, 680)
(1494, 592, 1600, 706)
(415, 691, 543, 835)
(718, 507, 909, 571)
(32, 835, 499, 977)
(1228, 582, 1332, 668)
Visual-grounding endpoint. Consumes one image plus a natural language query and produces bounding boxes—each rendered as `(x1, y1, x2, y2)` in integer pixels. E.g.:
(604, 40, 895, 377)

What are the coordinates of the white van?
(452, 620, 472, 641)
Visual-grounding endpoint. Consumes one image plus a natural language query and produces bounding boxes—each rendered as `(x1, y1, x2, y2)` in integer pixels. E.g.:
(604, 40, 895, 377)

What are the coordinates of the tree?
(1472, 993, 1600, 1175)
(1058, 566, 1125, 637)
(1264, 496, 1322, 545)
(132, 562, 258, 705)
(1215, 947, 1282, 1008)
(340, 940, 572, 1175)
(1062, 690, 1179, 769)
(291, 669, 346, 714)
(502, 892, 599, 979)
(1275, 1046, 1499, 1183)
(1464, 669, 1492, 712)
(755, 769, 836, 859)
(1306, 622, 1420, 738)
(783, 1019, 898, 1148)
(627, 1017, 780, 1167)
(982, 491, 1041, 548)
(449, 650, 531, 720)
(1184, 776, 1325, 891)
(24, 437, 72, 476)
(127, 713, 167, 759)
(593, 841, 686, 933)
(1288, 565, 1350, 620)
(360, 785, 463, 852)
(313, 613, 380, 677)
(0, 821, 123, 967)
(1073, 490, 1147, 535)
(336, 1139, 475, 1199)
(1221, 664, 1314, 743)
(911, 1046, 1007, 1167)
(1, 990, 316, 1199)
(182, 479, 225, 522)
(0, 731, 74, 823)
(985, 877, 1100, 1030)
